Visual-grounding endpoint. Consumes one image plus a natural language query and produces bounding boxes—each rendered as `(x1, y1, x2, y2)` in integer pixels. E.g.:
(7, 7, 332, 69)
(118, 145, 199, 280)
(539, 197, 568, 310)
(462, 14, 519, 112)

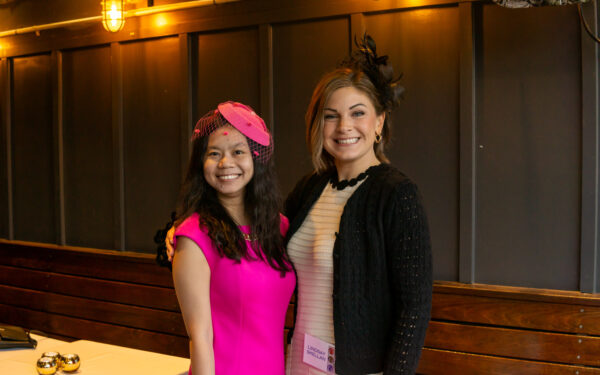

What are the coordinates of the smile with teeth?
(218, 174, 241, 180)
(336, 137, 359, 144)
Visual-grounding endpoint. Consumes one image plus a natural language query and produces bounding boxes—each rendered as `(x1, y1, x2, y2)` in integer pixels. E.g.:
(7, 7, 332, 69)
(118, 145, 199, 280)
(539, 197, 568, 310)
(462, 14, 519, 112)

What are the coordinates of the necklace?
(330, 165, 375, 190)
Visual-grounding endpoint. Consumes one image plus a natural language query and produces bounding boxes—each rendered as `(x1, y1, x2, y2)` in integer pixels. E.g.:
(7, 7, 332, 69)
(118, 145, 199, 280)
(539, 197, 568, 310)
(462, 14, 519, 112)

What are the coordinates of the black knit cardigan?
(284, 163, 432, 375)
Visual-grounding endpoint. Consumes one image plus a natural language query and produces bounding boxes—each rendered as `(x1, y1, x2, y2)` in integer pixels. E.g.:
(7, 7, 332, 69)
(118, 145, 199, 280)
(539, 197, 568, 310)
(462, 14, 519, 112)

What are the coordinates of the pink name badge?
(302, 333, 335, 373)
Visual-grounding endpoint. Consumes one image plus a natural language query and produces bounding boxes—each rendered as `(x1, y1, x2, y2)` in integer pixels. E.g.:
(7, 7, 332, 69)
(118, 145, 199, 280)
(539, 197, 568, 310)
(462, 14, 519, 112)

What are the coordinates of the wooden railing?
(3, 240, 600, 374)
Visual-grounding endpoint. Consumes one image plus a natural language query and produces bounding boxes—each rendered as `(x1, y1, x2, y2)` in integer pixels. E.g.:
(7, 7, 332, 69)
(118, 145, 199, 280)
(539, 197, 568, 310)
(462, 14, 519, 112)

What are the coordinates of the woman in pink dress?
(171, 101, 296, 375)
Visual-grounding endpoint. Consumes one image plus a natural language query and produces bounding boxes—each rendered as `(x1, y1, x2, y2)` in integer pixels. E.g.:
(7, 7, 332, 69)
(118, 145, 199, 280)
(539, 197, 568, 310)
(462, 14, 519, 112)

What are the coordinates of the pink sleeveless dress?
(174, 213, 295, 375)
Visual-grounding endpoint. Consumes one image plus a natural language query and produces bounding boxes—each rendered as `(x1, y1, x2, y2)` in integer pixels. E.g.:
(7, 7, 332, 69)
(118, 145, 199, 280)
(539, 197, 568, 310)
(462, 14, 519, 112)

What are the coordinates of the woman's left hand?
(165, 226, 175, 262)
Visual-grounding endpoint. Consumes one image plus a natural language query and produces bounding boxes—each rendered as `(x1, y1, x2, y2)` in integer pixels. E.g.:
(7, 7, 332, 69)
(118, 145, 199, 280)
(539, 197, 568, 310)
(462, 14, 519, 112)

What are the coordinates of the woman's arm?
(172, 237, 215, 375)
(384, 181, 433, 374)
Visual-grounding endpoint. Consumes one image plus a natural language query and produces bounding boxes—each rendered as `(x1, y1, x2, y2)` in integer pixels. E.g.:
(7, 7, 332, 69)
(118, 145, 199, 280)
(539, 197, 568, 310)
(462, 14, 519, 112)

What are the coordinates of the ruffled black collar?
(330, 165, 378, 190)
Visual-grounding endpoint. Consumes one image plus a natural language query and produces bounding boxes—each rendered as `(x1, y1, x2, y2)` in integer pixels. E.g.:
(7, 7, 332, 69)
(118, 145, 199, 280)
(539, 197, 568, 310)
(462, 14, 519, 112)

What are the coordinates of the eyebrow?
(207, 142, 248, 150)
(349, 103, 366, 109)
(324, 103, 367, 112)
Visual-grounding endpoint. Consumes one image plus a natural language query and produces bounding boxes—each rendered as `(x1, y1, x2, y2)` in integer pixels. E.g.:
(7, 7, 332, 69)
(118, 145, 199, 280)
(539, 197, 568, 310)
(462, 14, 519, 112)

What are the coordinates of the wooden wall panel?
(0, 264, 179, 311)
(0, 241, 188, 357)
(0, 0, 103, 33)
(431, 292, 600, 335)
(0, 60, 8, 238)
(0, 241, 174, 287)
(475, 5, 581, 289)
(12, 54, 55, 243)
(0, 285, 186, 335)
(122, 37, 181, 253)
(365, 7, 460, 282)
(272, 18, 350, 195)
(0, 304, 189, 357)
(62, 46, 114, 249)
(418, 348, 600, 375)
(425, 321, 600, 366)
(196, 28, 260, 121)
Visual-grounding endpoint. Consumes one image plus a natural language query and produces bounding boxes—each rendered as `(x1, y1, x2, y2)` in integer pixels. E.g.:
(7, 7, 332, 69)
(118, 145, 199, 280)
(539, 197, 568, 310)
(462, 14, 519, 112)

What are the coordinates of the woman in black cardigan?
(164, 35, 432, 374)
(283, 36, 432, 375)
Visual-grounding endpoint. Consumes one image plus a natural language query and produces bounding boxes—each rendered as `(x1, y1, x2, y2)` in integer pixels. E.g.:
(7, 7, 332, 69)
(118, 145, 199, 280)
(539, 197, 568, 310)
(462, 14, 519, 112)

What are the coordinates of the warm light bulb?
(102, 0, 125, 33)
(155, 14, 168, 28)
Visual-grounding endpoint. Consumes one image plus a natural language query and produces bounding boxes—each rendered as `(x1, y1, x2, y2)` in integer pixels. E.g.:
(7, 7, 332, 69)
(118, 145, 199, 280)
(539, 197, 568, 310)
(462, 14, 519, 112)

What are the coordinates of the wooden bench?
(0, 239, 189, 356)
(3, 240, 600, 374)
(418, 283, 600, 374)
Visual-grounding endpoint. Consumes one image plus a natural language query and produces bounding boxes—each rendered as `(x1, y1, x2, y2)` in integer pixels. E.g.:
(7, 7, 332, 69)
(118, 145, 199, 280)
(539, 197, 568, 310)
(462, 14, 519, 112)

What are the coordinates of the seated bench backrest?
(3, 240, 600, 374)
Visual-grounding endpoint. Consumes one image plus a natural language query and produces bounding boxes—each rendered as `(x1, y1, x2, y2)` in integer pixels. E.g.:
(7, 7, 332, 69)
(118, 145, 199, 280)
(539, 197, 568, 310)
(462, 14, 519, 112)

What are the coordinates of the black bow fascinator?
(340, 34, 405, 111)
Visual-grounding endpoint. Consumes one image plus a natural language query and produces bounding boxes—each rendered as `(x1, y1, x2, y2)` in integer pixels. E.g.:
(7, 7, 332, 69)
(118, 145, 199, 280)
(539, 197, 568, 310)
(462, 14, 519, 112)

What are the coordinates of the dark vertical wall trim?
(2, 59, 13, 240)
(111, 42, 125, 251)
(179, 33, 192, 182)
(580, 1, 600, 293)
(459, 2, 476, 284)
(189, 34, 198, 159)
(51, 51, 65, 245)
(259, 24, 274, 134)
(350, 13, 365, 51)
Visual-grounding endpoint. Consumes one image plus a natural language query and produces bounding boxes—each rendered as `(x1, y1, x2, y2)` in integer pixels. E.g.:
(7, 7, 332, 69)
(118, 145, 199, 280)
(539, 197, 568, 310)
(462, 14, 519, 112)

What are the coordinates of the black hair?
(176, 128, 291, 274)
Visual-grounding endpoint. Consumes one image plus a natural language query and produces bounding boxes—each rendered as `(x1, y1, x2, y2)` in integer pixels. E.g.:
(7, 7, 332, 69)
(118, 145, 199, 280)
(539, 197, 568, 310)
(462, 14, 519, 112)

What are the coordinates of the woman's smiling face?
(203, 125, 254, 201)
(322, 86, 384, 172)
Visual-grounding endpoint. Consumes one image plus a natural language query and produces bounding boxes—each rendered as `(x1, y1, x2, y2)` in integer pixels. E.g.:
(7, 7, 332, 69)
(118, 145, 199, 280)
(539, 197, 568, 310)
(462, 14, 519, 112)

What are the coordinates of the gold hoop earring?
(375, 134, 382, 144)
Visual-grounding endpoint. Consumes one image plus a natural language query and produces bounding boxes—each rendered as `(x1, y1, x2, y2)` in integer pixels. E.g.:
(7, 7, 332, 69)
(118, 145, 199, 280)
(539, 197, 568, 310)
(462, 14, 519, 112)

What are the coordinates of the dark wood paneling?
(417, 282, 600, 374)
(432, 292, 600, 335)
(0, 0, 461, 59)
(0, 264, 179, 311)
(154, 0, 187, 5)
(196, 28, 260, 118)
(51, 51, 64, 245)
(365, 7, 460, 282)
(580, 0, 600, 293)
(259, 24, 274, 135)
(0, 285, 185, 335)
(425, 321, 600, 366)
(0, 0, 102, 33)
(12, 54, 56, 243)
(417, 348, 600, 375)
(272, 17, 349, 195)
(0, 240, 174, 287)
(121, 37, 181, 253)
(0, 59, 8, 238)
(0, 241, 188, 357)
(62, 46, 114, 249)
(458, 2, 476, 284)
(178, 33, 193, 182)
(475, 4, 582, 290)
(110, 42, 125, 250)
(0, 304, 189, 357)
(434, 281, 600, 305)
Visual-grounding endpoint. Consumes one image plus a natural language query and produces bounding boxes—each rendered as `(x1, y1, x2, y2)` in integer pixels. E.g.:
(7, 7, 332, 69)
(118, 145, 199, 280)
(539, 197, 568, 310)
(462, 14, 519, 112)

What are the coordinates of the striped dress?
(285, 180, 382, 375)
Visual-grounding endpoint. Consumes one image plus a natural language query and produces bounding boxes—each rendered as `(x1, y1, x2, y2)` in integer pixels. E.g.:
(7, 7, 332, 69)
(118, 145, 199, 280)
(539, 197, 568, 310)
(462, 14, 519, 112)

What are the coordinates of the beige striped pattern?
(286, 180, 381, 375)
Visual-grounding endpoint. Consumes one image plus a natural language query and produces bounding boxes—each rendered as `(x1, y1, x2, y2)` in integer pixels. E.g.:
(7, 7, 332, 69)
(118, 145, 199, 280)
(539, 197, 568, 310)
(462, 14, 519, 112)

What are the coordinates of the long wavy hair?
(176, 128, 291, 274)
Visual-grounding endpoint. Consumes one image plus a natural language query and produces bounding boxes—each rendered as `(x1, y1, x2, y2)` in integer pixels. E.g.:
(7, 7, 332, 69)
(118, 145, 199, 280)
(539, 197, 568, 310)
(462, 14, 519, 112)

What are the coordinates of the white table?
(0, 334, 190, 375)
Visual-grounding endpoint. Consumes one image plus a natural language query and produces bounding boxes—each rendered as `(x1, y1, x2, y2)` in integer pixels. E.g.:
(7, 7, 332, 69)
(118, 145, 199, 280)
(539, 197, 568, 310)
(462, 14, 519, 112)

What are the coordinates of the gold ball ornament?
(36, 357, 57, 375)
(60, 353, 81, 372)
(41, 352, 61, 367)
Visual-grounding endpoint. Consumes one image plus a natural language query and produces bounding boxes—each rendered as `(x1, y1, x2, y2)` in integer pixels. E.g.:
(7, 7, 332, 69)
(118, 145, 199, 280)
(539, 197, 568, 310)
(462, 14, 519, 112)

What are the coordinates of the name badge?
(302, 333, 335, 373)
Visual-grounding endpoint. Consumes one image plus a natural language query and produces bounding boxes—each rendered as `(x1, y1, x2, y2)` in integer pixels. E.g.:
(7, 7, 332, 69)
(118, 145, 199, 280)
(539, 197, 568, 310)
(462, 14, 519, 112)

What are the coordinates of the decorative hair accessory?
(192, 101, 273, 163)
(340, 33, 404, 112)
